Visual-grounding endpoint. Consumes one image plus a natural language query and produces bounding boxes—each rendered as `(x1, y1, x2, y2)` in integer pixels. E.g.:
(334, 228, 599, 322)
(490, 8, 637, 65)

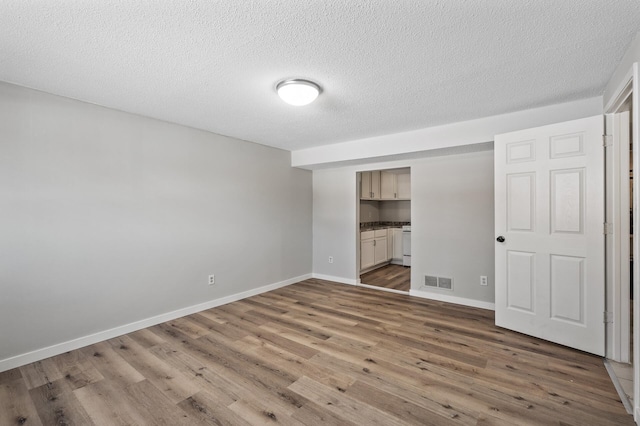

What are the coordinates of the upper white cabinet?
(360, 168, 410, 200)
(379, 170, 411, 200)
(380, 171, 396, 199)
(361, 171, 381, 200)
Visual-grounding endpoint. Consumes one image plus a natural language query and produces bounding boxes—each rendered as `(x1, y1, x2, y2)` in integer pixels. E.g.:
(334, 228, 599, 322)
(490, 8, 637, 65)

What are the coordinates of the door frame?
(605, 107, 632, 363)
(604, 63, 640, 421)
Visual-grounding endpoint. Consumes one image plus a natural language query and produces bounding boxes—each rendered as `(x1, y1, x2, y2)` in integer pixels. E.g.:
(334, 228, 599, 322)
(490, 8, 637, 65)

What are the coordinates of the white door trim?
(605, 62, 640, 423)
(605, 110, 632, 363)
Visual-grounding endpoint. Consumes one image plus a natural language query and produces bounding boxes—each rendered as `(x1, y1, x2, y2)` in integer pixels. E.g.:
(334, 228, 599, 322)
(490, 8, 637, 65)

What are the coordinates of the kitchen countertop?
(360, 225, 403, 231)
(359, 221, 410, 232)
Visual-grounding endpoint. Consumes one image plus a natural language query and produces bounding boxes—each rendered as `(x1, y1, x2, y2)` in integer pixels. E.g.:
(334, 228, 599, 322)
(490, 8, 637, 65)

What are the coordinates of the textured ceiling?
(1, 1, 639, 151)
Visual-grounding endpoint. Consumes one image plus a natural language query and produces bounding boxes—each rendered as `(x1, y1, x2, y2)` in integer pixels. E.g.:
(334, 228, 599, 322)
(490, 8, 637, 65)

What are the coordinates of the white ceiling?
(1, 1, 639, 152)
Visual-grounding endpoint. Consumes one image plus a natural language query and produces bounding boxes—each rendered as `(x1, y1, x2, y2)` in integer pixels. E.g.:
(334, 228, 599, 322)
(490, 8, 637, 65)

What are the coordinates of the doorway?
(357, 168, 411, 293)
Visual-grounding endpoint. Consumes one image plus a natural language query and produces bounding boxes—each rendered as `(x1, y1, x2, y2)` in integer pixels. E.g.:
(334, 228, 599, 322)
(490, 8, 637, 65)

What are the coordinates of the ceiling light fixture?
(276, 79, 321, 106)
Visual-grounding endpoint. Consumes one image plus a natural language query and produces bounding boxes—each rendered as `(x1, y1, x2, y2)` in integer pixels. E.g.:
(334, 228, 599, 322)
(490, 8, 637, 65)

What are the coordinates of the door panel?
(550, 255, 585, 324)
(507, 173, 535, 232)
(550, 169, 584, 234)
(495, 115, 604, 356)
(506, 251, 535, 313)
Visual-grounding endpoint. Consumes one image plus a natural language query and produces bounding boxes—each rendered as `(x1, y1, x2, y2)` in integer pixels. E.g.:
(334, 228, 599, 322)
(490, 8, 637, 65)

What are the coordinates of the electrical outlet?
(208, 274, 215, 285)
(480, 276, 488, 286)
(328, 256, 334, 264)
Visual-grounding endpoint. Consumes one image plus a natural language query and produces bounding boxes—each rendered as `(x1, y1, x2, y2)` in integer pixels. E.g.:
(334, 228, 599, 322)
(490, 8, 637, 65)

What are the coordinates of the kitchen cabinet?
(380, 171, 411, 200)
(361, 238, 375, 270)
(360, 171, 381, 200)
(391, 228, 403, 263)
(360, 229, 388, 271)
(380, 171, 396, 199)
(374, 233, 388, 265)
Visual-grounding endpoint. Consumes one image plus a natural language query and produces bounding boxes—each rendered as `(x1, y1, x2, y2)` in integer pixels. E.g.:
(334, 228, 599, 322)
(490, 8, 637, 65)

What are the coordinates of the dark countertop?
(360, 225, 403, 231)
(359, 221, 410, 232)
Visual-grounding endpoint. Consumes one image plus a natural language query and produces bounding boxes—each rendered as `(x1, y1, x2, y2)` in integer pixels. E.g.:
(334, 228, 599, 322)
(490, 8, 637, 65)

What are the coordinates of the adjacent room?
(2, 1, 640, 425)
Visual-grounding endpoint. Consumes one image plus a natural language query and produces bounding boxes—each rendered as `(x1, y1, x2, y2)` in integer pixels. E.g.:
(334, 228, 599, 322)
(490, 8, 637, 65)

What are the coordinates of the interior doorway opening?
(356, 168, 411, 294)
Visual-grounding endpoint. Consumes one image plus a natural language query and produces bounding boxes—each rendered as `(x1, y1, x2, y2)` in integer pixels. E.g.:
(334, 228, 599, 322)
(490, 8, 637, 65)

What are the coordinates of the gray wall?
(360, 200, 411, 223)
(312, 151, 494, 303)
(380, 200, 411, 222)
(313, 168, 358, 281)
(359, 200, 380, 222)
(0, 82, 312, 362)
(411, 151, 494, 302)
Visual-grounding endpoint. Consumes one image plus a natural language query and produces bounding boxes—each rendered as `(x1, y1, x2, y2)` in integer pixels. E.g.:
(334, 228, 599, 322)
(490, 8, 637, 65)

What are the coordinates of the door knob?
(496, 236, 505, 243)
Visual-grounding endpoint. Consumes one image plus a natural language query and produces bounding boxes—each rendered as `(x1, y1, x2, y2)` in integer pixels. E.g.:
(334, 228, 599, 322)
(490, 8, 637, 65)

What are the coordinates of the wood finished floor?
(360, 264, 411, 292)
(0, 279, 633, 425)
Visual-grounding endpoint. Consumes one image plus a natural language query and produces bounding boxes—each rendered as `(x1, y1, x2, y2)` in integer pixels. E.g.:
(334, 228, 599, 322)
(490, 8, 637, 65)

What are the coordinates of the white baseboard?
(311, 273, 357, 286)
(409, 288, 495, 311)
(0, 273, 311, 373)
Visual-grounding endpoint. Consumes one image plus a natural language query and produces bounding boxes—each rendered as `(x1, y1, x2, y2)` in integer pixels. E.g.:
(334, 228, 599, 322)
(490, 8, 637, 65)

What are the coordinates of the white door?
(495, 115, 604, 356)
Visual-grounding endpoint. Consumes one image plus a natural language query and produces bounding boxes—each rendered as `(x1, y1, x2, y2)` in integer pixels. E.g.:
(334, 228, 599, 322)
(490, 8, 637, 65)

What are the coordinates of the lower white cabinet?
(361, 229, 388, 271)
(361, 238, 375, 270)
(391, 228, 403, 263)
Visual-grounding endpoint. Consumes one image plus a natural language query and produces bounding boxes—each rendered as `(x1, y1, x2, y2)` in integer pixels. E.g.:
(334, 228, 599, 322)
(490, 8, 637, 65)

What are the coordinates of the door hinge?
(603, 222, 613, 234)
(603, 311, 614, 324)
(603, 134, 613, 147)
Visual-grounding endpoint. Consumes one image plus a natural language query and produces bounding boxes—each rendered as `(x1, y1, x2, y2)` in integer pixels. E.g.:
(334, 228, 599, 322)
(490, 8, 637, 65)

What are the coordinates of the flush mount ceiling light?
(276, 79, 321, 106)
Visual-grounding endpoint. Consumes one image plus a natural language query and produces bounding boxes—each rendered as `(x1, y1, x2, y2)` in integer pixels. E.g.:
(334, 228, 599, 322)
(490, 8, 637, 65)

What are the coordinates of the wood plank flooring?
(0, 278, 633, 425)
(360, 264, 411, 291)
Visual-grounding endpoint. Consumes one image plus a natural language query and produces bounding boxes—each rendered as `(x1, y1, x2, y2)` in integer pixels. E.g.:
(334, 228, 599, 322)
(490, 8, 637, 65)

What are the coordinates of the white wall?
(312, 151, 494, 304)
(0, 82, 312, 366)
(293, 97, 602, 169)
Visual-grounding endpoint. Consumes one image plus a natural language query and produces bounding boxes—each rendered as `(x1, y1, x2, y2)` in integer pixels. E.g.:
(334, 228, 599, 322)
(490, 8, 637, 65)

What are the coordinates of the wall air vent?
(424, 275, 453, 291)
(438, 277, 453, 290)
(424, 275, 438, 287)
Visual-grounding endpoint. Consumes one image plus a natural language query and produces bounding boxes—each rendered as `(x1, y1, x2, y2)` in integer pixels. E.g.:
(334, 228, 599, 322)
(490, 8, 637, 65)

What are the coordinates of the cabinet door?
(374, 237, 388, 264)
(380, 171, 396, 199)
(392, 229, 403, 260)
(397, 173, 411, 199)
(371, 171, 381, 199)
(361, 172, 372, 199)
(361, 239, 375, 270)
(387, 230, 393, 260)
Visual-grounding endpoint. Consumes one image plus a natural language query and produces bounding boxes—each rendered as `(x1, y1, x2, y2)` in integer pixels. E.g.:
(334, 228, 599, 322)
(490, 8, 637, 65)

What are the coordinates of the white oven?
(402, 225, 411, 266)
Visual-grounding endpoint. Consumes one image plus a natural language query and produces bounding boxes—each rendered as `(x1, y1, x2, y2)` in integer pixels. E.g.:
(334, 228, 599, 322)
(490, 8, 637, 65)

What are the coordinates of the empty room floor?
(0, 279, 632, 425)
(360, 264, 410, 292)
